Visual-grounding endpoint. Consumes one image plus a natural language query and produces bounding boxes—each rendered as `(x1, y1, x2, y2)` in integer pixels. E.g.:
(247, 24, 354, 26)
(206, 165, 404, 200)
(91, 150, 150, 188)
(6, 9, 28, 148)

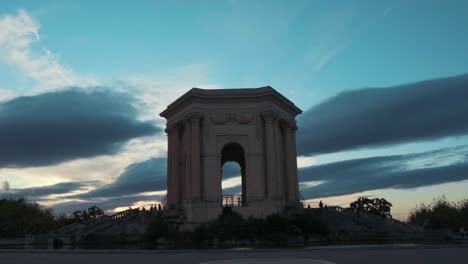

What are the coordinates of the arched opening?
(221, 143, 246, 207)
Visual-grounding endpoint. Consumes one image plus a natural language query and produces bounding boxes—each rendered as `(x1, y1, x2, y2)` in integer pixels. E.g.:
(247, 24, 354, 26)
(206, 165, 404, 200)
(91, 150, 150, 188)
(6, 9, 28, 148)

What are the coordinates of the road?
(1, 245, 467, 264)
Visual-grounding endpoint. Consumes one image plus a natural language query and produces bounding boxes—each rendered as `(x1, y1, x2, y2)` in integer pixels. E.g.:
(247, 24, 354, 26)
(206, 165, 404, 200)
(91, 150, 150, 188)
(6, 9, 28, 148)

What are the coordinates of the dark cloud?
(299, 146, 468, 199)
(51, 194, 164, 214)
(74, 157, 167, 199)
(222, 161, 242, 179)
(297, 74, 468, 156)
(222, 185, 242, 195)
(0, 89, 160, 168)
(0, 182, 88, 200)
(75, 157, 243, 199)
(53, 159, 242, 213)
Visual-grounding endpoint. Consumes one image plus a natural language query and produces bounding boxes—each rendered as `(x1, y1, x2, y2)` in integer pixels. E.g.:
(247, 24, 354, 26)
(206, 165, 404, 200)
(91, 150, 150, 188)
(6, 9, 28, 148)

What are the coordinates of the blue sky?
(1, 0, 468, 220)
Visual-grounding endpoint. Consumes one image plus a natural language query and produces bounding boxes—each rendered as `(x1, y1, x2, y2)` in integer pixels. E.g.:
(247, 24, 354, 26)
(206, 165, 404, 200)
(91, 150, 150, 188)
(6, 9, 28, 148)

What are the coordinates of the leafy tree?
(289, 211, 328, 238)
(458, 199, 468, 228)
(428, 196, 459, 229)
(71, 205, 104, 222)
(0, 199, 55, 237)
(210, 207, 250, 242)
(408, 196, 467, 230)
(145, 212, 178, 245)
(349, 197, 393, 219)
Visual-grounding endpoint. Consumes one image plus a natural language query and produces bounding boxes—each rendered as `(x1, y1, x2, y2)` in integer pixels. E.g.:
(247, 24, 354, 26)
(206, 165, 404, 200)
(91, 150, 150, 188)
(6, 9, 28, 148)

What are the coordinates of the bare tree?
(2, 181, 10, 192)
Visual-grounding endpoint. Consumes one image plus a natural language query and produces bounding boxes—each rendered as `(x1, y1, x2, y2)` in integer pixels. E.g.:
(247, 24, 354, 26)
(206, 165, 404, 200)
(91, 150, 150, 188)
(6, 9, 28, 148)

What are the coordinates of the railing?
(302, 202, 321, 208)
(301, 201, 417, 228)
(222, 195, 243, 207)
(110, 203, 164, 219)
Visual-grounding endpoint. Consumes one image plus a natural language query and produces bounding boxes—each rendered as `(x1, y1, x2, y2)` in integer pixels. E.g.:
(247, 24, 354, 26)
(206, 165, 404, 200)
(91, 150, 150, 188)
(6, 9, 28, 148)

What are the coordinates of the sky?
(1, 0, 468, 220)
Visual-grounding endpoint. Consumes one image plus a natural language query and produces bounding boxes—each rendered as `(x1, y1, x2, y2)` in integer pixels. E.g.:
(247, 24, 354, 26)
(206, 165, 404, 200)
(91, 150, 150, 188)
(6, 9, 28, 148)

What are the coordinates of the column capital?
(287, 122, 298, 132)
(184, 112, 204, 125)
(260, 111, 279, 122)
(165, 122, 184, 134)
(165, 125, 175, 134)
(289, 123, 298, 134)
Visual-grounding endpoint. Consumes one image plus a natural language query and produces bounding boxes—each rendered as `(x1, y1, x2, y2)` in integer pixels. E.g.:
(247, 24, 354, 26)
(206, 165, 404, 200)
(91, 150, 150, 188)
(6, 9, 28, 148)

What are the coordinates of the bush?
(149, 207, 329, 247)
(210, 207, 250, 242)
(289, 211, 328, 238)
(191, 223, 213, 246)
(0, 198, 56, 237)
(145, 212, 178, 245)
(408, 196, 468, 230)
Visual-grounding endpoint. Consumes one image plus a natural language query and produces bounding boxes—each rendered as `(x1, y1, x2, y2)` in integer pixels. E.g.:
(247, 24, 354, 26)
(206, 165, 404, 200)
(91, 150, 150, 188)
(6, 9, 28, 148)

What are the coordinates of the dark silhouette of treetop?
(349, 197, 393, 219)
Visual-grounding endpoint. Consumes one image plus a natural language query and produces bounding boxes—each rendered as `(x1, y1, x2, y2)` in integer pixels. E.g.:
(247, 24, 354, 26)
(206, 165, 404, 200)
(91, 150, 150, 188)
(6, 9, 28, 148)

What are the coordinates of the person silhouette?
(319, 200, 323, 208)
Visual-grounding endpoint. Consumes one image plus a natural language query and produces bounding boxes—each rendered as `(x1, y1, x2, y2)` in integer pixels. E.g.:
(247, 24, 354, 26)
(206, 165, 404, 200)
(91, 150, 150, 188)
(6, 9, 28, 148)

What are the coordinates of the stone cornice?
(160, 86, 302, 119)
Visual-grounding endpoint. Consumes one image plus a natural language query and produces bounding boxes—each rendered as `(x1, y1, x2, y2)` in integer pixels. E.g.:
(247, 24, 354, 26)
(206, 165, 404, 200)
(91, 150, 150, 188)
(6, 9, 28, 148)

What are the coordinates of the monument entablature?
(160, 86, 302, 223)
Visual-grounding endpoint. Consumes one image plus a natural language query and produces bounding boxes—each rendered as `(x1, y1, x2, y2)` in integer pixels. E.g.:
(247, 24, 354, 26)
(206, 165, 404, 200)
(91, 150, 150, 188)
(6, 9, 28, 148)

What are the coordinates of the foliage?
(288, 210, 328, 238)
(0, 198, 56, 237)
(190, 223, 213, 246)
(408, 196, 468, 230)
(349, 197, 393, 219)
(188, 208, 328, 247)
(210, 207, 250, 242)
(145, 212, 178, 245)
(71, 205, 104, 222)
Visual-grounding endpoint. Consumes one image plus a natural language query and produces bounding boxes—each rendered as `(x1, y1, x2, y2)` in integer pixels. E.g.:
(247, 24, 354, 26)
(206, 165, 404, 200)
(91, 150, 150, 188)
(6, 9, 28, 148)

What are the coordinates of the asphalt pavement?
(1, 244, 467, 264)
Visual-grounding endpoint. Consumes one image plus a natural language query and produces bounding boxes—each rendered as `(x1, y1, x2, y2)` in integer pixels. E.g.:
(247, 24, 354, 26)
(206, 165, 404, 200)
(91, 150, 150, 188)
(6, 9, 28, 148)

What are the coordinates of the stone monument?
(160, 86, 302, 223)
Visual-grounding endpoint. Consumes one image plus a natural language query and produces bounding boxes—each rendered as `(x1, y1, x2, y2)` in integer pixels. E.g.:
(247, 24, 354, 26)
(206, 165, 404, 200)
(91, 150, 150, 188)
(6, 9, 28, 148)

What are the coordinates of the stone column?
(273, 118, 284, 199)
(190, 113, 202, 201)
(241, 167, 246, 206)
(261, 111, 277, 198)
(172, 125, 181, 203)
(184, 119, 192, 202)
(165, 127, 174, 203)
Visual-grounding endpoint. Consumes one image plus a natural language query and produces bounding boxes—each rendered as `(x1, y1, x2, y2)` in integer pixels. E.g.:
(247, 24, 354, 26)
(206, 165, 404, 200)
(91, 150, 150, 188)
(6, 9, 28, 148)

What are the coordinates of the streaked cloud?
(72, 158, 167, 199)
(0, 88, 14, 102)
(299, 145, 468, 199)
(0, 89, 160, 168)
(51, 194, 164, 214)
(0, 181, 89, 200)
(297, 74, 468, 156)
(0, 9, 97, 91)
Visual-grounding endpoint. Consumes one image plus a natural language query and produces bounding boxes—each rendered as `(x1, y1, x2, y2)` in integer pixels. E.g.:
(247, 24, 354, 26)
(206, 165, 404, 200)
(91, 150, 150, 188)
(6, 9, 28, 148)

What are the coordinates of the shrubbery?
(0, 198, 106, 237)
(0, 198, 57, 237)
(145, 207, 328, 247)
(145, 211, 178, 245)
(408, 196, 468, 230)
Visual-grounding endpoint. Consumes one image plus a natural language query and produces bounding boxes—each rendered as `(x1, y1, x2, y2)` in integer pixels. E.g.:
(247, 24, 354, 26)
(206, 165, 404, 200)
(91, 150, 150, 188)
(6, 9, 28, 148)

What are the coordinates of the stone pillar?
(166, 127, 174, 203)
(241, 167, 246, 206)
(261, 111, 277, 198)
(273, 118, 284, 199)
(172, 125, 181, 203)
(190, 114, 202, 201)
(184, 119, 192, 202)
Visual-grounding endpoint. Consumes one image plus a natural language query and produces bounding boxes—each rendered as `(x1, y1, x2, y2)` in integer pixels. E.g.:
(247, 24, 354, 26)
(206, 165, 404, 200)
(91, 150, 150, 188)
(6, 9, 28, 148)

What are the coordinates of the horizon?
(1, 1, 468, 221)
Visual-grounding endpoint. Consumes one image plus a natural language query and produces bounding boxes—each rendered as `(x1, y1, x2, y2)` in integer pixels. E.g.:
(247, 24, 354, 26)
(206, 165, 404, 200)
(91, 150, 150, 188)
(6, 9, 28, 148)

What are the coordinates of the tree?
(71, 205, 104, 222)
(2, 181, 10, 191)
(349, 197, 393, 219)
(0, 199, 55, 237)
(408, 196, 466, 230)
